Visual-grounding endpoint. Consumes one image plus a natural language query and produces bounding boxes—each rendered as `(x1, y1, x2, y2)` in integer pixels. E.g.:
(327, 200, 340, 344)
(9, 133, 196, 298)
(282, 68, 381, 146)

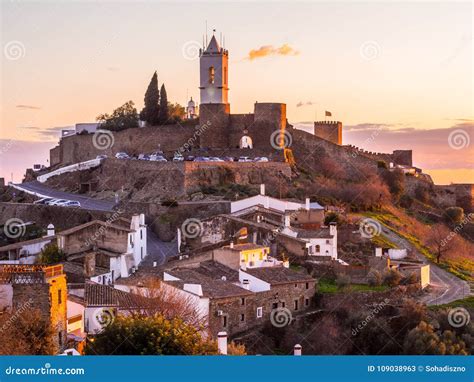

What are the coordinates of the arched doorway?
(239, 135, 253, 149)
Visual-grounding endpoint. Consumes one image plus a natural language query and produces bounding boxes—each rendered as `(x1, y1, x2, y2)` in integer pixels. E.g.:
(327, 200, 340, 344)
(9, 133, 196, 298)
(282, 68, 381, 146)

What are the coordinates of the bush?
(38, 243, 66, 264)
(324, 212, 341, 226)
(399, 194, 414, 209)
(444, 207, 464, 225)
(383, 268, 402, 287)
(377, 160, 388, 169)
(336, 273, 350, 288)
(367, 270, 382, 286)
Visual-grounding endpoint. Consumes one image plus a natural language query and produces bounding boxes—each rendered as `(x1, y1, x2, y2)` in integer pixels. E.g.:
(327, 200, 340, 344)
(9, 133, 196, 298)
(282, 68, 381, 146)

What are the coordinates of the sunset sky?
(1, 1, 472, 184)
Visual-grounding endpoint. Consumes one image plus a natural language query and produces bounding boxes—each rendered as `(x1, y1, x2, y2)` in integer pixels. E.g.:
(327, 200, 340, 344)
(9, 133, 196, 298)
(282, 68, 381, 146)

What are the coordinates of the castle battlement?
(314, 121, 342, 145)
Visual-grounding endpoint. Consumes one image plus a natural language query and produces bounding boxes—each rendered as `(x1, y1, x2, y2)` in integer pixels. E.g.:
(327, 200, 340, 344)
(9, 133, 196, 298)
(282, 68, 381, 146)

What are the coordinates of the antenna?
(220, 32, 222, 46)
(205, 20, 208, 46)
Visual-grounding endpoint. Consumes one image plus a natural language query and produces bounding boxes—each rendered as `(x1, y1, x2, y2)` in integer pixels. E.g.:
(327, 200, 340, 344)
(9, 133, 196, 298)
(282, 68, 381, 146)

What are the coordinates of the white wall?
(239, 270, 271, 292)
(37, 158, 102, 183)
(67, 299, 84, 334)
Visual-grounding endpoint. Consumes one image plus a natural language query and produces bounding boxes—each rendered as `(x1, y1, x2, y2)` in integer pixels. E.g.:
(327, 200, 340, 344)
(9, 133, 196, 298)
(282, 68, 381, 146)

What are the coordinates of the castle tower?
(186, 97, 198, 119)
(199, 33, 229, 104)
(313, 121, 342, 145)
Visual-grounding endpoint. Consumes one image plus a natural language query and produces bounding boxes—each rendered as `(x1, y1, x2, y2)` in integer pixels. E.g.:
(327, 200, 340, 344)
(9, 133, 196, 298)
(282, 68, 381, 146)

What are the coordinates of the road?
(142, 228, 178, 267)
(11, 181, 115, 212)
(380, 225, 471, 305)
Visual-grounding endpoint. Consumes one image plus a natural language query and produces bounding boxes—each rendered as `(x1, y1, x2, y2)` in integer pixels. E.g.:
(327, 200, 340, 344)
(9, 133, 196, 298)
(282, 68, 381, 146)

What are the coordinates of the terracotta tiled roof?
(243, 266, 315, 285)
(84, 282, 150, 309)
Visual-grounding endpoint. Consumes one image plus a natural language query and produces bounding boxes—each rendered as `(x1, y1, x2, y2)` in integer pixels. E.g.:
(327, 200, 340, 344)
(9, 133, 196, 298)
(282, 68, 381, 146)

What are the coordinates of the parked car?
(149, 154, 167, 162)
(223, 157, 235, 162)
(138, 154, 150, 161)
(96, 154, 107, 160)
(173, 153, 184, 162)
(209, 157, 224, 162)
(115, 152, 129, 159)
(238, 156, 252, 162)
(63, 201, 81, 208)
(33, 197, 54, 205)
(47, 199, 69, 206)
(254, 157, 269, 162)
(185, 156, 195, 161)
(194, 156, 210, 162)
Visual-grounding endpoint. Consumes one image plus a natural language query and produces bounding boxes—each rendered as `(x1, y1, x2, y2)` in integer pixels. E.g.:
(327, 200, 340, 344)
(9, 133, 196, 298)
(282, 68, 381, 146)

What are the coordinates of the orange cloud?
(247, 44, 299, 60)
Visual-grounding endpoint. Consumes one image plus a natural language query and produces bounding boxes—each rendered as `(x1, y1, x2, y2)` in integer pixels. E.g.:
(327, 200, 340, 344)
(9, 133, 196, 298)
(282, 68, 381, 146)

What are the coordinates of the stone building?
(313, 121, 343, 145)
(0, 264, 67, 351)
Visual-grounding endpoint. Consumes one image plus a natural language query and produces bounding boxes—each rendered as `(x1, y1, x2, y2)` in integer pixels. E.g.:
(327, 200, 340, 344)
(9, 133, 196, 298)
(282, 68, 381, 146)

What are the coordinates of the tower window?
(224, 67, 227, 85)
(208, 66, 215, 84)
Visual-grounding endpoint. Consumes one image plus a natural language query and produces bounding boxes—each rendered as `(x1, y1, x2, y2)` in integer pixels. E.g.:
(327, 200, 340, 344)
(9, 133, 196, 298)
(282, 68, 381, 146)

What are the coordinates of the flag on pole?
(325, 111, 332, 117)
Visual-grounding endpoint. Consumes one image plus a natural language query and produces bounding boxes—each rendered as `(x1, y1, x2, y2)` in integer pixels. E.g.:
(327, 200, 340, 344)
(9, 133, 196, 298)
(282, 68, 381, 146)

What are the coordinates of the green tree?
(86, 314, 218, 355)
(403, 321, 468, 355)
(38, 243, 65, 264)
(444, 207, 464, 226)
(140, 71, 160, 125)
(97, 101, 139, 131)
(324, 212, 341, 226)
(159, 84, 169, 123)
(381, 169, 405, 200)
(168, 102, 185, 121)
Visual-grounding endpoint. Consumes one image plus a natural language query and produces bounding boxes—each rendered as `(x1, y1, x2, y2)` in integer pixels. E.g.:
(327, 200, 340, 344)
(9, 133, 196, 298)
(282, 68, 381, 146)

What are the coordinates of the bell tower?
(199, 32, 228, 104)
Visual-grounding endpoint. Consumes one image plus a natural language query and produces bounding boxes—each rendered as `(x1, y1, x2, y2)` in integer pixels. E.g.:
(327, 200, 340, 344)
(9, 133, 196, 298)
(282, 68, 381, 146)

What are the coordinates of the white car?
(209, 157, 224, 162)
(149, 154, 167, 162)
(238, 156, 252, 162)
(63, 201, 81, 208)
(115, 152, 129, 159)
(254, 157, 269, 162)
(47, 199, 69, 206)
(138, 154, 150, 161)
(33, 197, 54, 205)
(96, 154, 107, 160)
(173, 154, 184, 162)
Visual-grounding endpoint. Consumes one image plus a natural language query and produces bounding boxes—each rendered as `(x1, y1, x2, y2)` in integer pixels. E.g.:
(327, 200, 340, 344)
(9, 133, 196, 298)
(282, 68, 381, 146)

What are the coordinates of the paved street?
(381, 226, 471, 305)
(11, 181, 115, 212)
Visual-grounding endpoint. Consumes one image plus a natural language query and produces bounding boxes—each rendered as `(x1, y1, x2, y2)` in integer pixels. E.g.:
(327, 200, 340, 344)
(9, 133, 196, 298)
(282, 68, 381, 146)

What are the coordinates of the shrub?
(38, 243, 66, 264)
(324, 212, 341, 226)
(336, 273, 350, 288)
(367, 270, 382, 286)
(383, 268, 402, 287)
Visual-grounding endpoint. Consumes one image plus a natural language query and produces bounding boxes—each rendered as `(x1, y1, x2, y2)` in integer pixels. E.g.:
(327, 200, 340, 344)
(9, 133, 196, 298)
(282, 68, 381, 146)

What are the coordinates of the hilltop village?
(0, 33, 472, 356)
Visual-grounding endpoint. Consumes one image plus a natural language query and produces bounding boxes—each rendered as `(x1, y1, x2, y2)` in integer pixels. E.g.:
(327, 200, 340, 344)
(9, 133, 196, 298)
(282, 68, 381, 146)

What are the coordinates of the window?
(282, 301, 286, 308)
(222, 316, 227, 328)
(141, 247, 143, 259)
(257, 307, 263, 318)
(140, 230, 143, 240)
(57, 289, 62, 305)
(305, 298, 310, 307)
(208, 66, 215, 84)
(306, 282, 309, 289)
(241, 297, 245, 306)
(224, 67, 227, 84)
(240, 313, 245, 322)
(315, 245, 320, 253)
(272, 302, 278, 310)
(294, 299, 299, 311)
(294, 283, 298, 288)
(326, 240, 330, 244)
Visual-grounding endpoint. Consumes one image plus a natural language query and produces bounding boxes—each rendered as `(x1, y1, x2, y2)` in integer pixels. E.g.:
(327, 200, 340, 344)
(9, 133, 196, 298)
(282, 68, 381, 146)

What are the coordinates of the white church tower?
(199, 32, 229, 104)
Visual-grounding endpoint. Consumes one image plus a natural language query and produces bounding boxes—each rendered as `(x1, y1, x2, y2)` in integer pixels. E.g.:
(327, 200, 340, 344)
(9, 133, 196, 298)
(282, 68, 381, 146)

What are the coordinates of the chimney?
(264, 196, 270, 209)
(217, 332, 228, 355)
(153, 261, 157, 267)
(46, 223, 55, 237)
(305, 198, 310, 210)
(242, 279, 250, 290)
(260, 184, 265, 196)
(230, 241, 234, 249)
(329, 222, 337, 236)
(284, 214, 291, 227)
(375, 247, 382, 257)
(294, 344, 302, 356)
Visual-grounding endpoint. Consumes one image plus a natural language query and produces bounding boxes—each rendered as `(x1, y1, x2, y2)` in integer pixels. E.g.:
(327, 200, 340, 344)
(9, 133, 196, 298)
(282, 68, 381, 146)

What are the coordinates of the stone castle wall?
(314, 121, 342, 145)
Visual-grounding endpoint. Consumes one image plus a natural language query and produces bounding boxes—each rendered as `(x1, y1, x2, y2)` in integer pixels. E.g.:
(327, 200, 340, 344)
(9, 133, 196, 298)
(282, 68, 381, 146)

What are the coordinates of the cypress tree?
(159, 84, 169, 124)
(140, 71, 160, 125)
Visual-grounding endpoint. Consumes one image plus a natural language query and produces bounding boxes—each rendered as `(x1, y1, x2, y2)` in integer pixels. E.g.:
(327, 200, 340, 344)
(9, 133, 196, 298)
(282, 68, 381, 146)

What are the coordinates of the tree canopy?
(159, 84, 169, 123)
(140, 71, 160, 125)
(38, 243, 66, 264)
(97, 101, 139, 131)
